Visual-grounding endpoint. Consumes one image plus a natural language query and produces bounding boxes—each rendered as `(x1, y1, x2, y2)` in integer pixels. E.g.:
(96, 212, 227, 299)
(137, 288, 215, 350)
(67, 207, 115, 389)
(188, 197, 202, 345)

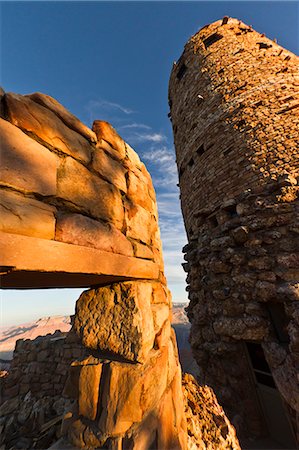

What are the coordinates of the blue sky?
(1, 1, 298, 326)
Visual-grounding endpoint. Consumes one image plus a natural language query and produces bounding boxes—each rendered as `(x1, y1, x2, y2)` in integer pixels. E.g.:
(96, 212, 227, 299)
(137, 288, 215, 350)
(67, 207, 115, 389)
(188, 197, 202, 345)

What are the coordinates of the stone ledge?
(0, 232, 159, 289)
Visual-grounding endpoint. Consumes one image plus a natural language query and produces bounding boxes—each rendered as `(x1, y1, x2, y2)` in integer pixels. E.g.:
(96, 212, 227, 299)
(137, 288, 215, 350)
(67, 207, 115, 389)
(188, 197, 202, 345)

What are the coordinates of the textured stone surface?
(73, 281, 155, 362)
(5, 93, 92, 163)
(92, 147, 127, 192)
(55, 213, 133, 257)
(92, 121, 126, 157)
(125, 200, 153, 244)
(0, 189, 56, 239)
(182, 374, 240, 450)
(170, 17, 299, 439)
(78, 364, 102, 420)
(0, 118, 57, 195)
(57, 157, 124, 228)
(26, 92, 97, 143)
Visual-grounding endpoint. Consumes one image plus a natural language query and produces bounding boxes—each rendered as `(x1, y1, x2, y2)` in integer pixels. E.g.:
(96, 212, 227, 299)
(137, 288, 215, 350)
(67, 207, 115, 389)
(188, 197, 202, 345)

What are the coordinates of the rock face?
(0, 90, 188, 449)
(0, 91, 161, 288)
(169, 18, 299, 442)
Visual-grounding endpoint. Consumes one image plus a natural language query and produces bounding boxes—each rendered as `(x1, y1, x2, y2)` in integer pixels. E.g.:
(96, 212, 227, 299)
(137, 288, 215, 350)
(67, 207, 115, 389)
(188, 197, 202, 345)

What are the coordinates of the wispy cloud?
(142, 146, 178, 188)
(85, 99, 135, 122)
(126, 132, 167, 145)
(119, 123, 151, 130)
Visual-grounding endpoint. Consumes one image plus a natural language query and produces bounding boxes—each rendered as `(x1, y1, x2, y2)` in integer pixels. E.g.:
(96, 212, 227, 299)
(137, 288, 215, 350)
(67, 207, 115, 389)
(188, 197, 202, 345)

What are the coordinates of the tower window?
(177, 63, 187, 80)
(196, 144, 205, 156)
(203, 33, 223, 49)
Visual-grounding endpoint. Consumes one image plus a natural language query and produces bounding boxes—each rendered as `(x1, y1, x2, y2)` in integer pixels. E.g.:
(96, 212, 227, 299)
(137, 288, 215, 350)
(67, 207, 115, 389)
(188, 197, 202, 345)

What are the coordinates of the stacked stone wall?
(1, 333, 87, 400)
(169, 18, 299, 441)
(0, 91, 163, 274)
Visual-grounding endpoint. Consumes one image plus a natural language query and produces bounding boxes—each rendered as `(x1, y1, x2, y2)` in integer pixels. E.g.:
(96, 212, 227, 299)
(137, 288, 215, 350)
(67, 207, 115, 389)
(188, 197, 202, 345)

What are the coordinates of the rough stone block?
(55, 213, 133, 257)
(57, 157, 124, 228)
(126, 170, 153, 211)
(125, 200, 153, 244)
(92, 121, 126, 158)
(26, 92, 97, 143)
(92, 147, 127, 193)
(96, 138, 126, 162)
(79, 364, 102, 420)
(151, 304, 170, 334)
(132, 241, 154, 260)
(5, 93, 92, 164)
(0, 189, 56, 239)
(73, 281, 155, 362)
(98, 346, 169, 436)
(0, 118, 57, 195)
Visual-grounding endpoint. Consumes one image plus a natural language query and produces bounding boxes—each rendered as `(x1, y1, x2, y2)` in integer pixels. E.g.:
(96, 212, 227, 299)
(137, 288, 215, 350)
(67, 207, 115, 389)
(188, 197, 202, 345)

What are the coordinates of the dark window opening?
(223, 203, 238, 218)
(257, 42, 272, 50)
(196, 144, 205, 156)
(266, 303, 290, 344)
(203, 33, 223, 49)
(223, 145, 233, 156)
(178, 166, 185, 178)
(209, 215, 218, 228)
(246, 343, 276, 389)
(177, 63, 187, 80)
(188, 158, 194, 167)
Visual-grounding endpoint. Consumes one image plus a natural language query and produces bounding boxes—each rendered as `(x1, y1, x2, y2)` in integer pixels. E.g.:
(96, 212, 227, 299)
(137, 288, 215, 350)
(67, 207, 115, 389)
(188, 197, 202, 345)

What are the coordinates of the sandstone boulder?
(5, 93, 92, 163)
(57, 157, 124, 228)
(0, 189, 56, 239)
(0, 117, 58, 196)
(73, 281, 155, 362)
(26, 92, 97, 143)
(55, 213, 133, 257)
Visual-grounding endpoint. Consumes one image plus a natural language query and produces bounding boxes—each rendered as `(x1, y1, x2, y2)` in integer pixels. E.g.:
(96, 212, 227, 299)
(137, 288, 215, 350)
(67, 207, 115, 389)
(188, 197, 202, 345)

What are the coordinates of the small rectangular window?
(203, 33, 223, 49)
(177, 63, 187, 80)
(196, 144, 205, 156)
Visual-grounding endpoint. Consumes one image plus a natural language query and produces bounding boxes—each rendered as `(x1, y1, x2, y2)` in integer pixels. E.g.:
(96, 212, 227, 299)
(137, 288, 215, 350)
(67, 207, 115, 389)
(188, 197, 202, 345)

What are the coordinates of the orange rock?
(73, 282, 155, 362)
(57, 157, 124, 228)
(78, 364, 102, 420)
(151, 304, 170, 334)
(132, 241, 154, 260)
(126, 170, 154, 211)
(0, 118, 58, 196)
(5, 93, 92, 164)
(98, 347, 169, 436)
(55, 213, 133, 257)
(26, 92, 97, 143)
(96, 137, 126, 162)
(92, 147, 127, 193)
(124, 199, 153, 245)
(92, 121, 126, 157)
(0, 189, 56, 239)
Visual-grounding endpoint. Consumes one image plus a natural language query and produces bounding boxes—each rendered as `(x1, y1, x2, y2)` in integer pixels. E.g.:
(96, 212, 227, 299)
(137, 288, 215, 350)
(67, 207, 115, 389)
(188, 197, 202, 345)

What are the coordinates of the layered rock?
(0, 90, 187, 449)
(169, 18, 299, 442)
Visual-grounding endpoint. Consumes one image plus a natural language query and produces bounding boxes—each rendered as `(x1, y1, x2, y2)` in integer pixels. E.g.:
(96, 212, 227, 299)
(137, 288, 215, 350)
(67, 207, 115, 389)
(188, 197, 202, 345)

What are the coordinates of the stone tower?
(169, 18, 298, 444)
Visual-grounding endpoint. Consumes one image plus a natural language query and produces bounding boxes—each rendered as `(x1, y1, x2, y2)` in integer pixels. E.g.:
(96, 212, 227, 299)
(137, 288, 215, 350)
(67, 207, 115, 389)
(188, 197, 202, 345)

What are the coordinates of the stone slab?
(92, 121, 126, 158)
(125, 200, 153, 245)
(0, 232, 159, 288)
(55, 213, 133, 257)
(5, 93, 92, 164)
(92, 148, 127, 193)
(26, 92, 97, 143)
(0, 189, 56, 239)
(57, 157, 124, 228)
(0, 118, 57, 196)
(78, 364, 102, 420)
(73, 281, 155, 362)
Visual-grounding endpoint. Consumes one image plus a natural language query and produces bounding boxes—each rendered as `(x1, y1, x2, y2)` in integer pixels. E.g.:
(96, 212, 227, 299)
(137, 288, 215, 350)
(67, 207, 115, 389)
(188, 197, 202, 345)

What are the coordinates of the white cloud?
(127, 132, 167, 144)
(119, 123, 151, 130)
(85, 99, 134, 120)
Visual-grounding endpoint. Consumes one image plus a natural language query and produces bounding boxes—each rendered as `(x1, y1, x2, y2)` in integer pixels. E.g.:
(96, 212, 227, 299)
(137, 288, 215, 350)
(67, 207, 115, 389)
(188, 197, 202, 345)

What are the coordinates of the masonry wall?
(169, 18, 299, 440)
(0, 91, 163, 276)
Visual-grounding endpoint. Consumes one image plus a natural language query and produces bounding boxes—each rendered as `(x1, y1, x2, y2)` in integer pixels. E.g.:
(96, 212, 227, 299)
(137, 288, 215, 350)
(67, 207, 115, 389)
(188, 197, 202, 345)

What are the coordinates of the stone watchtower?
(169, 18, 298, 445)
